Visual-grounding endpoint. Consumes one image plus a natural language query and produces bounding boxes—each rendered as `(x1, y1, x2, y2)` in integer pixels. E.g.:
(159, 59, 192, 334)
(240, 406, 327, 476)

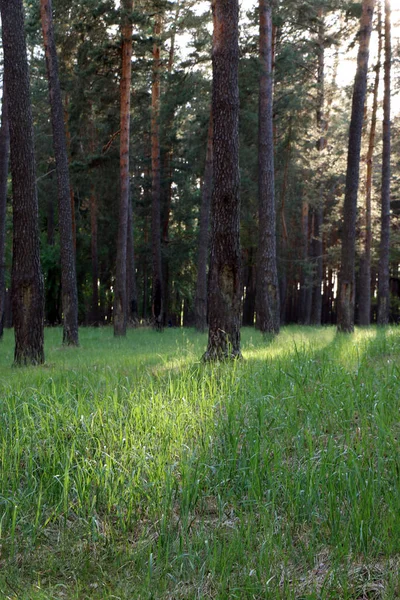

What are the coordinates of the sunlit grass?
(0, 325, 399, 599)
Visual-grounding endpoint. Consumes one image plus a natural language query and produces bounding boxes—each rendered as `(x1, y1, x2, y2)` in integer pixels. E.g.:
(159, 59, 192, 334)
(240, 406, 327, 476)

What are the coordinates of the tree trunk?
(256, 0, 280, 335)
(1, 0, 45, 365)
(127, 199, 138, 323)
(310, 9, 326, 326)
(337, 0, 375, 333)
(194, 112, 213, 332)
(0, 84, 10, 340)
(40, 0, 79, 345)
(377, 0, 391, 325)
(359, 6, 382, 326)
(114, 0, 133, 336)
(242, 248, 257, 327)
(203, 0, 241, 360)
(151, 13, 164, 331)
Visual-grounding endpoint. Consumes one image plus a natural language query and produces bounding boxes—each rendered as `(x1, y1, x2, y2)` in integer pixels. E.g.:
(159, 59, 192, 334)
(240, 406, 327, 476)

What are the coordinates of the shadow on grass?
(1, 325, 400, 599)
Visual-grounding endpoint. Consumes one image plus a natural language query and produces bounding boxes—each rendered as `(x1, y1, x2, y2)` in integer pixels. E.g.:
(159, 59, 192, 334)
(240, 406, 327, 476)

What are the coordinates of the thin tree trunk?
(40, 0, 79, 345)
(127, 199, 138, 323)
(242, 248, 257, 326)
(359, 7, 382, 326)
(151, 13, 163, 331)
(310, 9, 326, 325)
(377, 0, 391, 325)
(256, 0, 280, 335)
(1, 0, 45, 365)
(203, 0, 241, 360)
(337, 0, 375, 333)
(194, 111, 213, 333)
(0, 83, 10, 340)
(114, 0, 133, 336)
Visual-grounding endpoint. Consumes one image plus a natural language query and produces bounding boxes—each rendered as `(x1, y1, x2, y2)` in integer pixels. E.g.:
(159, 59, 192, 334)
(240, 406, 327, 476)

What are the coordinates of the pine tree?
(377, 0, 391, 324)
(337, 0, 375, 333)
(40, 0, 79, 345)
(0, 83, 10, 340)
(114, 0, 134, 336)
(256, 0, 280, 335)
(203, 0, 241, 360)
(1, 0, 45, 365)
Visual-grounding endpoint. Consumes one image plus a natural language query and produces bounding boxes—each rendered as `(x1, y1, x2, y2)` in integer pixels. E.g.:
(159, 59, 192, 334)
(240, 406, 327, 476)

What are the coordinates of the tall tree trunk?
(0, 84, 10, 340)
(151, 13, 163, 331)
(127, 198, 138, 322)
(114, 0, 133, 336)
(256, 0, 280, 335)
(337, 0, 375, 333)
(40, 0, 79, 345)
(377, 0, 391, 325)
(242, 248, 257, 326)
(359, 6, 382, 326)
(203, 0, 241, 360)
(310, 9, 326, 325)
(194, 112, 213, 333)
(1, 0, 45, 365)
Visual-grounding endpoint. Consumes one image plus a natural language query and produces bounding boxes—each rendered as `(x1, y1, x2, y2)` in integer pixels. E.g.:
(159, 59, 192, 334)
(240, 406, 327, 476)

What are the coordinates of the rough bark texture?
(203, 0, 241, 360)
(114, 0, 133, 336)
(255, 0, 280, 335)
(242, 248, 256, 326)
(194, 112, 213, 333)
(1, 0, 45, 365)
(0, 84, 10, 340)
(337, 0, 375, 333)
(359, 7, 382, 326)
(151, 14, 163, 331)
(40, 0, 79, 345)
(377, 0, 391, 325)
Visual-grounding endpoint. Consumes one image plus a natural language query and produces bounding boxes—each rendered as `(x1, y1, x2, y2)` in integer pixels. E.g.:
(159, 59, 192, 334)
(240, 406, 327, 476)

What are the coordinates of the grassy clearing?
(0, 326, 399, 599)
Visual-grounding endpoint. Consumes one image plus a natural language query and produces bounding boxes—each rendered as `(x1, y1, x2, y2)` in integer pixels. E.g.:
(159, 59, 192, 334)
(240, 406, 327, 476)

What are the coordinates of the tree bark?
(1, 0, 45, 365)
(194, 112, 213, 333)
(151, 13, 164, 331)
(359, 6, 382, 326)
(40, 0, 79, 345)
(203, 0, 241, 360)
(114, 0, 133, 336)
(0, 84, 10, 340)
(127, 198, 138, 323)
(337, 0, 375, 333)
(255, 0, 280, 335)
(377, 0, 391, 325)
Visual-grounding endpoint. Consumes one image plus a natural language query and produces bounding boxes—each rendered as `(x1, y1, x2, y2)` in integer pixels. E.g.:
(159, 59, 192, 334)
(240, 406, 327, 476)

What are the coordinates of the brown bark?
(40, 0, 79, 345)
(1, 0, 45, 365)
(377, 0, 391, 325)
(337, 0, 375, 333)
(242, 248, 256, 327)
(194, 112, 213, 332)
(359, 7, 382, 325)
(203, 0, 241, 360)
(256, 0, 280, 335)
(127, 199, 138, 323)
(63, 96, 76, 253)
(0, 83, 10, 339)
(114, 0, 133, 336)
(151, 13, 163, 331)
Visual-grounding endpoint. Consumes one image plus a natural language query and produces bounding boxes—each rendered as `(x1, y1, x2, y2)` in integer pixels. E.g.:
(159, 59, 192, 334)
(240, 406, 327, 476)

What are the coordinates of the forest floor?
(0, 326, 399, 599)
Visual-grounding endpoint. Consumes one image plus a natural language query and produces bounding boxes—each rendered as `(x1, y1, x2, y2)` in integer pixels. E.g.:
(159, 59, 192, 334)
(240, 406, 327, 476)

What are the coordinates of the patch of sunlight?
(242, 326, 336, 361)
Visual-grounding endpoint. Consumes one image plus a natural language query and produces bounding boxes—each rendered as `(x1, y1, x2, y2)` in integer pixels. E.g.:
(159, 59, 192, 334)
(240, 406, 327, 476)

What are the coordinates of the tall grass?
(0, 326, 399, 598)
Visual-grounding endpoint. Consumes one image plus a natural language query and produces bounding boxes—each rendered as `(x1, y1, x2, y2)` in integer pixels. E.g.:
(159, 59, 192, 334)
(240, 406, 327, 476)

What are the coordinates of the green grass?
(0, 325, 400, 599)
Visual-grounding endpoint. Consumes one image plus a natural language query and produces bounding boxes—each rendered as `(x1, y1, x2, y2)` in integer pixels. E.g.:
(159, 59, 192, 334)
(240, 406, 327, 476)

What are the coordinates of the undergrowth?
(0, 326, 399, 599)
